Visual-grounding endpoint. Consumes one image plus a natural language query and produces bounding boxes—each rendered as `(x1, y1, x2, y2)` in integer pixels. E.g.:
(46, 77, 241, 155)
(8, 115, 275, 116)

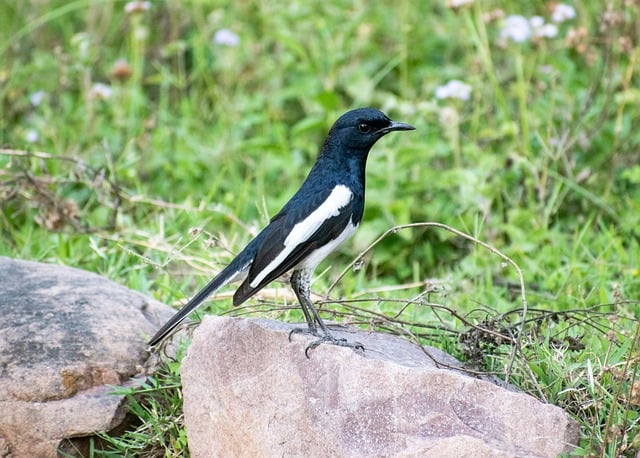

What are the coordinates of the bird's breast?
(297, 220, 358, 271)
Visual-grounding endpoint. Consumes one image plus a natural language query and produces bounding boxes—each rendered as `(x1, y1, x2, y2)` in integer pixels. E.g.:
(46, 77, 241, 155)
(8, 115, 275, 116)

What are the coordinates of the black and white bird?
(148, 108, 415, 352)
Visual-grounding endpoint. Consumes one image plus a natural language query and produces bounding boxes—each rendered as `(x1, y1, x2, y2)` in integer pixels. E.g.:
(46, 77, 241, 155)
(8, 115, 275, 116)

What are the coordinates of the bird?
(148, 108, 415, 353)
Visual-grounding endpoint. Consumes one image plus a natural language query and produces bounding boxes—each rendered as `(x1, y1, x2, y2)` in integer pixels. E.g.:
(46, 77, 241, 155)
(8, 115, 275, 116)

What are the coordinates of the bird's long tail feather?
(147, 265, 244, 347)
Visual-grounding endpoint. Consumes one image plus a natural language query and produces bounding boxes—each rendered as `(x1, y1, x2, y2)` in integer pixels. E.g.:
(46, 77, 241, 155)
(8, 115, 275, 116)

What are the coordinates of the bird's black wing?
(233, 185, 355, 305)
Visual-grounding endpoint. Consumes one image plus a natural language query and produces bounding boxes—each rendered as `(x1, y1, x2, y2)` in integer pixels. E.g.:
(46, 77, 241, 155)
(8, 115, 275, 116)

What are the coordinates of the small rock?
(0, 257, 174, 457)
(181, 316, 579, 457)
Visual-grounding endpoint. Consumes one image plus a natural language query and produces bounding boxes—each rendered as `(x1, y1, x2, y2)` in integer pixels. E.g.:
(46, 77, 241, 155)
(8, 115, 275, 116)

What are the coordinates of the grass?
(1, 0, 639, 456)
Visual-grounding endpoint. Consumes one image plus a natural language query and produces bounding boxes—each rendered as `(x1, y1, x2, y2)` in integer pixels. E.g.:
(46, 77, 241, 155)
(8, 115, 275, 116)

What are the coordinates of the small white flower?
(124, 1, 151, 14)
(89, 83, 113, 101)
(551, 3, 576, 23)
(500, 15, 531, 43)
(534, 23, 558, 39)
(501, 15, 559, 43)
(29, 90, 46, 107)
(529, 16, 558, 39)
(446, 0, 474, 8)
(214, 29, 240, 47)
(435, 80, 472, 101)
(529, 16, 545, 29)
(25, 129, 39, 143)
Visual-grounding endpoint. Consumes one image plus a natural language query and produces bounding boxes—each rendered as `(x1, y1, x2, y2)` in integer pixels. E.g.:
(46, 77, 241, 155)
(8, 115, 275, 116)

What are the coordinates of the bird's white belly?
(297, 221, 357, 271)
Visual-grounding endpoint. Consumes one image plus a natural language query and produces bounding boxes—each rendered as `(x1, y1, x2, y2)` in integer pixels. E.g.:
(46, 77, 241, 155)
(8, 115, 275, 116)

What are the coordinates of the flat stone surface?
(182, 316, 579, 457)
(0, 256, 174, 457)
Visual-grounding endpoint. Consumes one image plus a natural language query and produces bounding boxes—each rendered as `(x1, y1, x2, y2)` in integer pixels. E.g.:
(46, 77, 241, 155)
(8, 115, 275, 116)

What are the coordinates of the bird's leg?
(289, 269, 319, 335)
(289, 269, 364, 356)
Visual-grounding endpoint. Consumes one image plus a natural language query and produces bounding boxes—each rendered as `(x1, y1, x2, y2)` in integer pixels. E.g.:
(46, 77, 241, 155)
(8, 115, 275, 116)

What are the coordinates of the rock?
(0, 256, 174, 457)
(181, 316, 579, 457)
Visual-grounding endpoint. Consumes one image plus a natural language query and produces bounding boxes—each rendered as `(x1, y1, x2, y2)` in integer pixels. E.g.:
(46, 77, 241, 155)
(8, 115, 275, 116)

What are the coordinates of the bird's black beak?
(381, 120, 416, 134)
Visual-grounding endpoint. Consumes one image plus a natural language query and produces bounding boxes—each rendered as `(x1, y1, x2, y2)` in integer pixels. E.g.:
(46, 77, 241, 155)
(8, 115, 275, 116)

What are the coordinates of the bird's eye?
(358, 123, 372, 133)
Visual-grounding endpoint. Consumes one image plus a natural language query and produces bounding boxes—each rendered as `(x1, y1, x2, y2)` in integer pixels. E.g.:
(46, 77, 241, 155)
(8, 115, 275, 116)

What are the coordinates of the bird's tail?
(147, 264, 244, 347)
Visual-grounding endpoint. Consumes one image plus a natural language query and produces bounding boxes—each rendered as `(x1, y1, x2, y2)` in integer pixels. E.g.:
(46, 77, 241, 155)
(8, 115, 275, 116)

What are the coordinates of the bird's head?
(329, 108, 415, 150)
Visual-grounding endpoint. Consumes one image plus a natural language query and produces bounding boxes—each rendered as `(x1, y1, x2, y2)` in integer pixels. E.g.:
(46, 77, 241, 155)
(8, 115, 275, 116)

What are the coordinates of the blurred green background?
(1, 0, 638, 455)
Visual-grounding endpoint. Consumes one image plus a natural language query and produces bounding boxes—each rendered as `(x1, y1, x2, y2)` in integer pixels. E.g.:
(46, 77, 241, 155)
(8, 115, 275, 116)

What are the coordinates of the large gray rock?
(181, 316, 579, 457)
(0, 256, 174, 457)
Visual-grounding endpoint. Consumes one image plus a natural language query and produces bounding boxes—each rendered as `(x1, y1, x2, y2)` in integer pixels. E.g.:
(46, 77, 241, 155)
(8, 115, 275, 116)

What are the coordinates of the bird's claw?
(304, 335, 364, 358)
(288, 326, 321, 342)
(289, 328, 364, 358)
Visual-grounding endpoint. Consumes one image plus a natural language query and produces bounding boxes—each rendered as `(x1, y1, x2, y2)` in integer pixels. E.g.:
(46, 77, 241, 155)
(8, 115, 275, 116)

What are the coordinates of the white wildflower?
(534, 23, 558, 39)
(25, 129, 39, 143)
(89, 83, 113, 101)
(551, 3, 576, 23)
(501, 14, 559, 43)
(214, 29, 240, 47)
(529, 16, 545, 29)
(29, 90, 46, 107)
(124, 1, 151, 14)
(529, 16, 558, 39)
(435, 80, 472, 101)
(500, 15, 531, 43)
(446, 0, 474, 9)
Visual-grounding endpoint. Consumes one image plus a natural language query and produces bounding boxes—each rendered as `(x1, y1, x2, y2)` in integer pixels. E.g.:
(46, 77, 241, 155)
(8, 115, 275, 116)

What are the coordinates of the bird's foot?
(304, 334, 364, 357)
(289, 327, 364, 358)
(288, 325, 322, 341)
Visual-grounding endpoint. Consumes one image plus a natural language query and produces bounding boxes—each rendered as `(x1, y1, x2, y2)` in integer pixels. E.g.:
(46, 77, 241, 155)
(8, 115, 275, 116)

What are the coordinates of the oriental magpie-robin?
(148, 108, 414, 352)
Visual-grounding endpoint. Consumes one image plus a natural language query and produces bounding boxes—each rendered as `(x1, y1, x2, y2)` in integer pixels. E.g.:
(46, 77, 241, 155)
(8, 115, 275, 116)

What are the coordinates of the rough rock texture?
(182, 316, 579, 458)
(0, 256, 174, 457)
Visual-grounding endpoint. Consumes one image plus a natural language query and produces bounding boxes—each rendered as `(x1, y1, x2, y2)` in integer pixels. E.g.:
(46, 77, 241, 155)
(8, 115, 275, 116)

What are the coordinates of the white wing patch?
(249, 185, 353, 288)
